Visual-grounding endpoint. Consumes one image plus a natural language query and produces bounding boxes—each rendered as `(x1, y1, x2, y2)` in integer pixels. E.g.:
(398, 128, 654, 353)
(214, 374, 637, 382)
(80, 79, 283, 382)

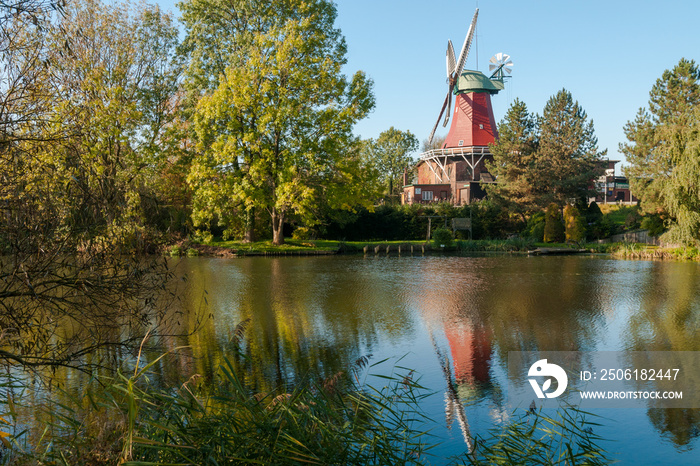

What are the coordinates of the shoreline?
(166, 239, 699, 261)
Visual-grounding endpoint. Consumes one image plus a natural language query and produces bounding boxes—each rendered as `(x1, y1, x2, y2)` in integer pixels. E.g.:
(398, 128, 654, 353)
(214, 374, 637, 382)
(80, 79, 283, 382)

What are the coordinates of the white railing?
(418, 146, 490, 161)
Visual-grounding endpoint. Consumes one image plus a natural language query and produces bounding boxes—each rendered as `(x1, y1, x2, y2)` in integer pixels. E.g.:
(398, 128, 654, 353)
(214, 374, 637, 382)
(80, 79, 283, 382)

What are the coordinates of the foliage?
(466, 407, 610, 465)
(184, 0, 376, 245)
(486, 98, 541, 215)
(432, 227, 454, 249)
(621, 58, 700, 245)
(487, 92, 604, 212)
(0, 0, 179, 370)
(543, 203, 565, 243)
(24, 354, 436, 465)
(523, 212, 546, 242)
(641, 213, 666, 237)
(563, 205, 586, 243)
(362, 127, 419, 199)
(316, 202, 521, 242)
(538, 89, 606, 206)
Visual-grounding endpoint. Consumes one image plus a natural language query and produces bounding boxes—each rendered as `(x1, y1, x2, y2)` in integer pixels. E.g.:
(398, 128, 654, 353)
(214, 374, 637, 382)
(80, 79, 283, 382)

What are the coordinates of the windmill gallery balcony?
(402, 146, 495, 206)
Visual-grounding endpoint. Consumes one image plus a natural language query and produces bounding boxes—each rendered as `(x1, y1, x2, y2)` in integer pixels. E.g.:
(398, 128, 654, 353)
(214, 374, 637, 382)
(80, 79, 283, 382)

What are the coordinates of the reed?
(464, 406, 610, 465)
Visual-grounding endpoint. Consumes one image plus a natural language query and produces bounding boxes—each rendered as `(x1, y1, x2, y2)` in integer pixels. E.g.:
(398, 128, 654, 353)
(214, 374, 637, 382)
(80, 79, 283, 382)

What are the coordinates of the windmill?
(403, 8, 513, 207)
(428, 9, 479, 144)
(427, 8, 512, 148)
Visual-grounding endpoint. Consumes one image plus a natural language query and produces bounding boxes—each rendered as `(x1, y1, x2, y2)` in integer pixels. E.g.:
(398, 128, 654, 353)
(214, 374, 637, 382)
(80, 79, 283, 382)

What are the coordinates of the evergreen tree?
(543, 203, 565, 243)
(485, 98, 540, 217)
(563, 204, 585, 243)
(538, 89, 605, 206)
(621, 58, 700, 245)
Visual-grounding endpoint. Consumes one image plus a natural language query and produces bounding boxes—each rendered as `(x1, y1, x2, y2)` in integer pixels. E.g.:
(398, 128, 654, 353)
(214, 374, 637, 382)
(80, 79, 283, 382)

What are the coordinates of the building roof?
(455, 70, 504, 95)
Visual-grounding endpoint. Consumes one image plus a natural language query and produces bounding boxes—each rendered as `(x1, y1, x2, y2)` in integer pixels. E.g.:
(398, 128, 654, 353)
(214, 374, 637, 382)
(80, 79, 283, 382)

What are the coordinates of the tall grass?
(612, 243, 700, 261)
(464, 406, 610, 465)
(3, 361, 613, 465)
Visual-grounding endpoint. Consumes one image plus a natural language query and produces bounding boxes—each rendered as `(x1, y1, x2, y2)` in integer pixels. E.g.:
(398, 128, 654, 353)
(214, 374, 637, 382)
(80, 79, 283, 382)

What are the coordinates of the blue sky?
(158, 0, 700, 172)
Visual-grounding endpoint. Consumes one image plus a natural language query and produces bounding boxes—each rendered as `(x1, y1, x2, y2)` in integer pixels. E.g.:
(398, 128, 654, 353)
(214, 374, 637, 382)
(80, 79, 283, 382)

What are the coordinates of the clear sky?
(157, 0, 700, 172)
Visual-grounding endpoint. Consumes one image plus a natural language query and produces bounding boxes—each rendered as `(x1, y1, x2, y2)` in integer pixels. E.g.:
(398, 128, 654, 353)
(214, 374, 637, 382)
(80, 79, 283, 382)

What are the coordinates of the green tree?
(485, 98, 540, 217)
(563, 204, 585, 243)
(362, 127, 418, 200)
(621, 58, 700, 245)
(0, 0, 180, 369)
(185, 0, 375, 245)
(538, 89, 605, 206)
(543, 203, 564, 243)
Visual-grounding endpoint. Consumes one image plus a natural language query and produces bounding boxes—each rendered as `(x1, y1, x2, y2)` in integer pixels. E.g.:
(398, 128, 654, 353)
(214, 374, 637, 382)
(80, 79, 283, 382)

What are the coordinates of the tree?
(0, 0, 181, 371)
(543, 203, 564, 243)
(621, 58, 700, 245)
(563, 204, 585, 243)
(485, 98, 540, 217)
(421, 134, 446, 152)
(537, 89, 605, 206)
(185, 0, 375, 245)
(362, 127, 418, 199)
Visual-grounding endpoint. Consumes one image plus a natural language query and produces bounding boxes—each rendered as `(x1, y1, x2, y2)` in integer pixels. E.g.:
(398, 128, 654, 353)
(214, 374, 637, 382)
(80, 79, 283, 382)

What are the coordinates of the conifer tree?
(486, 98, 540, 217)
(543, 203, 565, 243)
(563, 204, 585, 243)
(538, 89, 605, 206)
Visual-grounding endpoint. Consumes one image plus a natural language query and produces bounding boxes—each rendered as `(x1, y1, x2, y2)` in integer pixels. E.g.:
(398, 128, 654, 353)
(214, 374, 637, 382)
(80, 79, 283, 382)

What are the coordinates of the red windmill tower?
(402, 9, 513, 206)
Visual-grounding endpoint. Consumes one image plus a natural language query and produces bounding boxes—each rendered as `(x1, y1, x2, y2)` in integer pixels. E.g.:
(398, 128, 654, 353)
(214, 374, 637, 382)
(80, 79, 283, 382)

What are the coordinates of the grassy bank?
(611, 243, 700, 261)
(175, 238, 540, 256)
(170, 237, 700, 261)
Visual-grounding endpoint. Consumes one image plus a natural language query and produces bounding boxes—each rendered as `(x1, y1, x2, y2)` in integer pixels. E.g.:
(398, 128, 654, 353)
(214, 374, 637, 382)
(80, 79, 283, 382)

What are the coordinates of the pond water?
(167, 253, 699, 465)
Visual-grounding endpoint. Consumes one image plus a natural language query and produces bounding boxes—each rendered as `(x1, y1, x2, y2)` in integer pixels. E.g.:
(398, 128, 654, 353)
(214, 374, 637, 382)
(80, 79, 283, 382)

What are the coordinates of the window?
(415, 188, 422, 195)
(422, 191, 433, 201)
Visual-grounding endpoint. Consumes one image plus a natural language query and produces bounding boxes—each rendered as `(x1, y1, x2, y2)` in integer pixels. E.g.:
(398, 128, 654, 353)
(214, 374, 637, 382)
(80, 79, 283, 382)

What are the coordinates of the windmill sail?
(453, 9, 478, 79)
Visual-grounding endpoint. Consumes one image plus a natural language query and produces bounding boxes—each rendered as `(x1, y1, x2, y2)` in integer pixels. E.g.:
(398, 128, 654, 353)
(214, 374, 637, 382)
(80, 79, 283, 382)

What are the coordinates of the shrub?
(432, 227, 454, 249)
(543, 203, 565, 243)
(524, 212, 546, 242)
(641, 214, 666, 237)
(563, 205, 586, 243)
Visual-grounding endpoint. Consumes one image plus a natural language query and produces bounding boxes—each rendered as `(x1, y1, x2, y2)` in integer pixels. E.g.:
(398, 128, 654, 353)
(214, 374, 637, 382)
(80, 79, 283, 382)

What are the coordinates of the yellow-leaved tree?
(182, 0, 377, 245)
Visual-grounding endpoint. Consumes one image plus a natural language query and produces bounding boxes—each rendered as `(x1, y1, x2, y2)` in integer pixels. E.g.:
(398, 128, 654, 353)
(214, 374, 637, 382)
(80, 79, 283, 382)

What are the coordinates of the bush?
(641, 214, 666, 237)
(543, 204, 565, 243)
(563, 205, 586, 243)
(432, 227, 454, 249)
(524, 212, 546, 242)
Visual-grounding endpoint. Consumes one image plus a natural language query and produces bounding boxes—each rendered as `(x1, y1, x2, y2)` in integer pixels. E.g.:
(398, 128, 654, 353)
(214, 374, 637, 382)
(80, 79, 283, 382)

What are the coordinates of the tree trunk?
(243, 206, 256, 243)
(272, 208, 285, 245)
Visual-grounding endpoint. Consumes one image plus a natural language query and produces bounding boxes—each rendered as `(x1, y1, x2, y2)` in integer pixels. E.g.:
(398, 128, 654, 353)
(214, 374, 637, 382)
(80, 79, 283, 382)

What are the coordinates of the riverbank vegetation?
(1, 343, 610, 465)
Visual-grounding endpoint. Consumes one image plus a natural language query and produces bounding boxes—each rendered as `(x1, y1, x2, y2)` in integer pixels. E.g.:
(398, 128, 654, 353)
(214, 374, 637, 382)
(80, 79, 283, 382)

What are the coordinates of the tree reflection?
(625, 261, 700, 448)
(167, 256, 418, 394)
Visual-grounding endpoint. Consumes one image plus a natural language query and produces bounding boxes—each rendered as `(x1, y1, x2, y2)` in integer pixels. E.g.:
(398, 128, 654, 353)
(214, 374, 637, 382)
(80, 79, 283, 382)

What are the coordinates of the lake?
(166, 253, 699, 464)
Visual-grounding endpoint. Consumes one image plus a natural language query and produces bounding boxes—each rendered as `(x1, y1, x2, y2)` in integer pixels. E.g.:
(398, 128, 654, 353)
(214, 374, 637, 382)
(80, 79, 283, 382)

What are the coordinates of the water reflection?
(623, 261, 700, 447)
(160, 255, 699, 462)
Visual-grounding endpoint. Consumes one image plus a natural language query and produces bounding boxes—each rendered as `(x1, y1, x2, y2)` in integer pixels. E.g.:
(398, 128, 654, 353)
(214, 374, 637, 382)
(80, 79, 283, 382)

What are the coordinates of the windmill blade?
(453, 8, 479, 77)
(446, 40, 456, 79)
(442, 91, 452, 127)
(429, 90, 451, 144)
